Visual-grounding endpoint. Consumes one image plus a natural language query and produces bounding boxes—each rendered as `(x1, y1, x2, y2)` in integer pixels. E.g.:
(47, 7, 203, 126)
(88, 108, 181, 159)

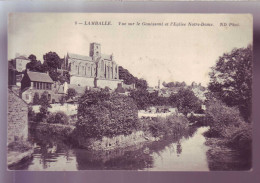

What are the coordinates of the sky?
(8, 13, 252, 87)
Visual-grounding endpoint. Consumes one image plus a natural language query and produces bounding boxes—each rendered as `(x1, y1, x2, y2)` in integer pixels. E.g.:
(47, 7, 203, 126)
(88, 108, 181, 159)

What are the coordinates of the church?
(63, 42, 122, 90)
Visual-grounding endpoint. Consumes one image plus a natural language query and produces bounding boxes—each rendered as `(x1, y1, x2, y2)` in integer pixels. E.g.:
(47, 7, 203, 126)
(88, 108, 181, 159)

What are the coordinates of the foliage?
(138, 114, 189, 137)
(119, 66, 148, 90)
(67, 88, 77, 99)
(26, 52, 70, 84)
(129, 89, 150, 110)
(129, 89, 170, 110)
(28, 106, 36, 121)
(8, 140, 32, 153)
(76, 90, 138, 138)
(135, 79, 148, 90)
(163, 81, 186, 88)
(43, 52, 62, 70)
(208, 45, 252, 121)
(204, 99, 252, 158)
(47, 111, 69, 125)
(118, 66, 136, 85)
(30, 122, 74, 138)
(39, 91, 51, 107)
(32, 92, 40, 105)
(59, 95, 66, 105)
(169, 88, 202, 116)
(26, 54, 48, 73)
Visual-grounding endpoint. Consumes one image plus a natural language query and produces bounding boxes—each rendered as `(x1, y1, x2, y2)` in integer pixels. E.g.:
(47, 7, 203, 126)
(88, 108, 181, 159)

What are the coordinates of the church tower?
(89, 43, 101, 57)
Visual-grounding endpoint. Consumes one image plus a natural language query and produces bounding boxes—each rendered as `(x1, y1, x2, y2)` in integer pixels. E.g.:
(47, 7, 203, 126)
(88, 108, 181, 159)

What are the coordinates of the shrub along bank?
(75, 89, 139, 139)
(203, 99, 252, 170)
(72, 89, 190, 150)
(138, 114, 189, 138)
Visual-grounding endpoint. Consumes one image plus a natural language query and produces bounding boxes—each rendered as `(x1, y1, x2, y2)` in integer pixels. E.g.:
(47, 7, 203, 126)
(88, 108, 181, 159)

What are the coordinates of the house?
(20, 70, 54, 104)
(9, 55, 30, 86)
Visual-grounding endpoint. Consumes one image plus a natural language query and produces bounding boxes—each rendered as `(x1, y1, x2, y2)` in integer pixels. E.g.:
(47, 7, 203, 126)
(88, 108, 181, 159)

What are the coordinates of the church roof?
(67, 53, 93, 62)
(27, 71, 54, 83)
(102, 54, 113, 61)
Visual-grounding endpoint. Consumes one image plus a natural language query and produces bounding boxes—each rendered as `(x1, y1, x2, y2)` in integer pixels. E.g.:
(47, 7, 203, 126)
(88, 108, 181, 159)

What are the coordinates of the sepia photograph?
(7, 13, 253, 171)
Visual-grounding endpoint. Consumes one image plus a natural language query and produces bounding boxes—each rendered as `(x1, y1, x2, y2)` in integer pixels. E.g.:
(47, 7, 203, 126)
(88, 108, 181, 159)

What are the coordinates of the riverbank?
(204, 136, 252, 171)
(75, 130, 160, 151)
(7, 140, 34, 168)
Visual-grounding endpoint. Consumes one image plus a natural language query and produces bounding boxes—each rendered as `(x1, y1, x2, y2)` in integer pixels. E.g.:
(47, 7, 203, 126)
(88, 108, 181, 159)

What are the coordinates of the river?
(10, 127, 214, 171)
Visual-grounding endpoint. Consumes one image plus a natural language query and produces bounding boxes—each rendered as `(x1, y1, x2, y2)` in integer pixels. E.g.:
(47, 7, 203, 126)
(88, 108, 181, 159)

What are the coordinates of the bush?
(59, 95, 66, 105)
(205, 100, 245, 138)
(139, 114, 189, 137)
(204, 99, 252, 153)
(76, 90, 138, 138)
(8, 141, 32, 153)
(169, 88, 202, 116)
(28, 106, 36, 121)
(47, 111, 69, 125)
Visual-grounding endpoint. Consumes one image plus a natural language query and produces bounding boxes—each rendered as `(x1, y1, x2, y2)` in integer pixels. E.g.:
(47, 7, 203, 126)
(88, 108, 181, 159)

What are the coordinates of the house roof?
(15, 55, 29, 60)
(27, 71, 54, 83)
(67, 53, 93, 62)
(8, 89, 28, 105)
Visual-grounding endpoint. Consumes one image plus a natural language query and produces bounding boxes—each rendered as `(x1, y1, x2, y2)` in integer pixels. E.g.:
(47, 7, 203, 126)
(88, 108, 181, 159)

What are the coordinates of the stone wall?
(70, 76, 95, 87)
(8, 90, 28, 144)
(78, 131, 159, 151)
(96, 79, 122, 90)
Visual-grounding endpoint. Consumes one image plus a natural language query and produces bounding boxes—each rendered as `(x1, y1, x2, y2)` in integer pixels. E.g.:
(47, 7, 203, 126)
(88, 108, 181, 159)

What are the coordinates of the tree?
(169, 88, 202, 116)
(39, 91, 51, 107)
(76, 90, 138, 138)
(33, 92, 40, 105)
(67, 88, 77, 100)
(43, 52, 62, 70)
(208, 45, 252, 121)
(129, 89, 150, 110)
(26, 54, 48, 73)
(118, 66, 148, 90)
(135, 78, 148, 90)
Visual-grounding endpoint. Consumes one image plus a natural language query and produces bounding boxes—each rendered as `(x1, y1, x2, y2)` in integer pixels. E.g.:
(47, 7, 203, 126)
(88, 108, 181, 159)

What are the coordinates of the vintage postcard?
(7, 13, 253, 171)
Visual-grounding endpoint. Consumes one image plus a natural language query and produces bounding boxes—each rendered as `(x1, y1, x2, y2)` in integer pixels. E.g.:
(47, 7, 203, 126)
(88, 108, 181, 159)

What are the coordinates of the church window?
(33, 82, 36, 88)
(104, 64, 106, 77)
(101, 60, 104, 71)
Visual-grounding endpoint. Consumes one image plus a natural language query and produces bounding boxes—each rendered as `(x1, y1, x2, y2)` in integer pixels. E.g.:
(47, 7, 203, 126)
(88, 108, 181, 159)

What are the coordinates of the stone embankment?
(78, 131, 160, 151)
(8, 149, 34, 168)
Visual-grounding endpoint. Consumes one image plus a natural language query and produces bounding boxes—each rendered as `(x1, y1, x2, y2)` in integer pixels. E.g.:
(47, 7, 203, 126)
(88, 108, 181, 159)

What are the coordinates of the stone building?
(63, 42, 122, 90)
(9, 55, 30, 86)
(20, 70, 54, 104)
(8, 89, 28, 144)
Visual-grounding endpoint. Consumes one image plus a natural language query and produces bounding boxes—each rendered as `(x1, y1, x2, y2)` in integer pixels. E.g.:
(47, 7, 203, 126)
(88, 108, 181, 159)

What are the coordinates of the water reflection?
(11, 126, 211, 171)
